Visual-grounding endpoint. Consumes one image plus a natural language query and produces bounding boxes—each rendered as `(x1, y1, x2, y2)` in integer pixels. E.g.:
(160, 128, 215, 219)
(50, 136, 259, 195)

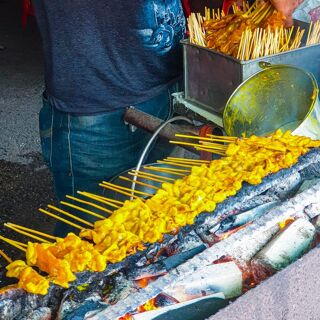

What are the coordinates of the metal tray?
(182, 22, 320, 114)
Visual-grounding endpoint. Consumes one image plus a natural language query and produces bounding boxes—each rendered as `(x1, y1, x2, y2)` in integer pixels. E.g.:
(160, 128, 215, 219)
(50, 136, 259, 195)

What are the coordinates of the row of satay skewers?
(0, 131, 320, 295)
(188, 1, 320, 60)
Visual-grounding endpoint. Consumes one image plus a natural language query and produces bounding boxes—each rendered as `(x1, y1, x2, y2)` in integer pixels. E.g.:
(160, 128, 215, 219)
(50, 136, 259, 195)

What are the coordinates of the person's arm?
(270, 0, 304, 26)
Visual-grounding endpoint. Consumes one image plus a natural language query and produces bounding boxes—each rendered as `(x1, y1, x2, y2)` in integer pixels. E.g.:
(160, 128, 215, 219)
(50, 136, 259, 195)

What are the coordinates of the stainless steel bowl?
(223, 63, 319, 138)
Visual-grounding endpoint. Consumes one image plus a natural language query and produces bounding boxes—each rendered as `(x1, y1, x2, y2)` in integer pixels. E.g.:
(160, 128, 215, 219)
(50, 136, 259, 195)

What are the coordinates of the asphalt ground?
(0, 0, 55, 283)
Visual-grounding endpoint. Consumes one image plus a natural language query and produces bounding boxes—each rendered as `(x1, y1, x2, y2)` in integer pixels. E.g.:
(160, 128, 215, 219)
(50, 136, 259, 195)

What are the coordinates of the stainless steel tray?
(182, 22, 320, 115)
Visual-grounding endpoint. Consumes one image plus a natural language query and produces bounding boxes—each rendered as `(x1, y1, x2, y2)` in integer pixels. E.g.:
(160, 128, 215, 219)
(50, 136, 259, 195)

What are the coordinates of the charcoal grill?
(1, 148, 320, 320)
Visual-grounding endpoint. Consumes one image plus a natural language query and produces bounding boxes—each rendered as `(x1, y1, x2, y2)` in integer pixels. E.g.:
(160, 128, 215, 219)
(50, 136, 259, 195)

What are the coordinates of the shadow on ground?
(0, 155, 56, 286)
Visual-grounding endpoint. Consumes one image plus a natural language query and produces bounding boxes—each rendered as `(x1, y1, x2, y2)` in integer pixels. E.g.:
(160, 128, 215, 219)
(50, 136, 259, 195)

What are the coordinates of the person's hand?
(270, 0, 304, 26)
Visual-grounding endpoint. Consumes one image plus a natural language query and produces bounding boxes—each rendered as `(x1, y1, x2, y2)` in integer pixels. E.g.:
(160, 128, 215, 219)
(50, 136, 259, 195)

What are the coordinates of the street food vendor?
(32, 0, 304, 237)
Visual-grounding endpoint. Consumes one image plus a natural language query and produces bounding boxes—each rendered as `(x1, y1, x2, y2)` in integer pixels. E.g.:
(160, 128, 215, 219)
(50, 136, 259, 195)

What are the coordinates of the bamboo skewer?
(170, 140, 228, 152)
(57, 202, 105, 222)
(163, 158, 210, 165)
(5, 223, 59, 241)
(207, 134, 236, 141)
(77, 196, 120, 210)
(166, 157, 209, 164)
(77, 192, 123, 210)
(78, 191, 124, 205)
(143, 166, 186, 177)
(66, 195, 114, 214)
(306, 21, 313, 45)
(0, 235, 27, 252)
(49, 205, 95, 227)
(175, 133, 234, 143)
(237, 24, 311, 61)
(39, 208, 84, 230)
(195, 143, 228, 150)
(0, 249, 12, 264)
(307, 21, 320, 46)
(188, 13, 206, 47)
(130, 170, 176, 181)
(4, 224, 51, 244)
(102, 181, 153, 197)
(170, 139, 227, 149)
(196, 146, 226, 156)
(128, 172, 168, 184)
(145, 165, 190, 173)
(101, 181, 154, 197)
(119, 176, 159, 190)
(99, 183, 143, 200)
(12, 240, 28, 248)
(157, 160, 198, 169)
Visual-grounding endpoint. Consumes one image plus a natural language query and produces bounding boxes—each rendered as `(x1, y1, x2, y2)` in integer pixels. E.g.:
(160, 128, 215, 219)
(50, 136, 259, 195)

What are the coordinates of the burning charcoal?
(199, 148, 320, 231)
(20, 307, 52, 320)
(72, 272, 107, 297)
(300, 162, 320, 179)
(297, 178, 320, 194)
(141, 231, 198, 266)
(311, 214, 320, 247)
(161, 245, 207, 271)
(264, 172, 302, 200)
(175, 231, 205, 253)
(102, 272, 138, 305)
(155, 293, 178, 307)
(93, 180, 320, 320)
(131, 292, 227, 320)
(145, 231, 206, 269)
(304, 202, 320, 219)
(164, 261, 242, 301)
(127, 263, 167, 283)
(0, 285, 62, 320)
(127, 293, 176, 318)
(210, 201, 280, 235)
(312, 214, 320, 230)
(236, 194, 280, 213)
(251, 218, 316, 273)
(144, 238, 176, 264)
(133, 273, 167, 292)
(59, 295, 108, 320)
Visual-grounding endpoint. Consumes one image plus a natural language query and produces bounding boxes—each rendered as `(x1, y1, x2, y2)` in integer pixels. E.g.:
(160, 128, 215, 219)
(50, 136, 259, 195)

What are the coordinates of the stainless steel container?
(182, 23, 320, 115)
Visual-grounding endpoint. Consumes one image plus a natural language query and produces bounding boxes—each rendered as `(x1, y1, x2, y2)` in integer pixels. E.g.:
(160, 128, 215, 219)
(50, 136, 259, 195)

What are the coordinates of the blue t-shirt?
(33, 1, 186, 114)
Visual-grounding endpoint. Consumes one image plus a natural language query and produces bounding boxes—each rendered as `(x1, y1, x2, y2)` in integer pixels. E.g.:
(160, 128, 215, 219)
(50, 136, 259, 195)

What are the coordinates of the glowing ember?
(212, 255, 234, 264)
(119, 297, 159, 319)
(218, 224, 250, 240)
(137, 298, 158, 313)
(278, 217, 295, 230)
(135, 273, 165, 289)
(137, 277, 149, 289)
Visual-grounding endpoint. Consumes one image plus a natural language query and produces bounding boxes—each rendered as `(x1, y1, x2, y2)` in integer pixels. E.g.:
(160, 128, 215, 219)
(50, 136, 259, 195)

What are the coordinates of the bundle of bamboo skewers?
(188, 1, 320, 60)
(306, 21, 320, 45)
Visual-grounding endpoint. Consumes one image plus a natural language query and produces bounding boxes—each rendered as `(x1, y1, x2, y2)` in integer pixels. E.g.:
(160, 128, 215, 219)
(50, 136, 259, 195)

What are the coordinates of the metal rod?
(130, 115, 193, 199)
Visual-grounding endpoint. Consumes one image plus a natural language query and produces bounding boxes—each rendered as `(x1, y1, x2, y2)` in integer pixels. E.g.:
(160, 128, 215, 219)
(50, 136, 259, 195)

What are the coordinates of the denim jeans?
(39, 84, 179, 237)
